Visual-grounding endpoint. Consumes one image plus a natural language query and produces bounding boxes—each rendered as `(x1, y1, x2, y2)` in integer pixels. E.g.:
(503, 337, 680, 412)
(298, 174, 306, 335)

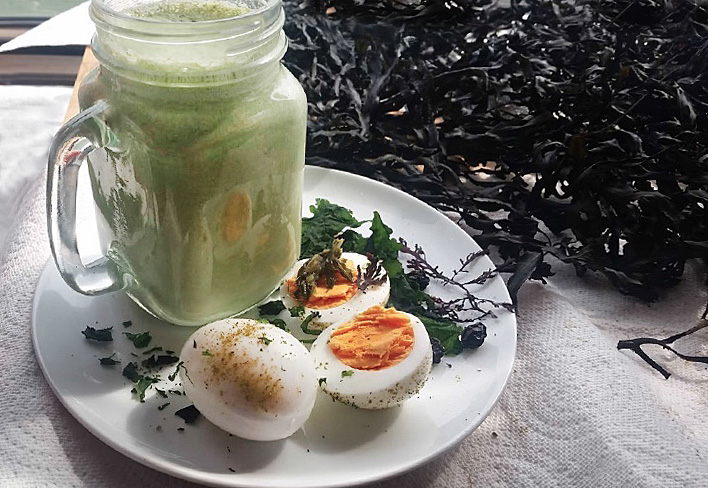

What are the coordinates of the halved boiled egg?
(179, 319, 317, 441)
(309, 305, 433, 409)
(279, 252, 390, 337)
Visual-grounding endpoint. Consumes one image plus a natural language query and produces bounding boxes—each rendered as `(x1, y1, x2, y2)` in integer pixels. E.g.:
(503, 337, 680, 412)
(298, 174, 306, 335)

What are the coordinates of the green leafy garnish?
(122, 362, 141, 382)
(268, 318, 288, 331)
(82, 326, 113, 342)
(143, 347, 163, 355)
(341, 370, 354, 378)
(132, 377, 158, 402)
(98, 353, 119, 366)
(155, 388, 168, 399)
(258, 335, 272, 345)
(318, 378, 327, 386)
(122, 320, 132, 328)
(157, 402, 170, 411)
(202, 350, 213, 357)
(289, 305, 305, 317)
(258, 300, 286, 316)
(124, 331, 152, 348)
(418, 316, 464, 356)
(301, 312, 322, 335)
(301, 199, 362, 258)
(121, 362, 158, 402)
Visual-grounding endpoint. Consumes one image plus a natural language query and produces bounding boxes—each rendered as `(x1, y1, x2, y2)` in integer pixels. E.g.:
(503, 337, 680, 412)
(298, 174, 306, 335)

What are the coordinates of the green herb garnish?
(289, 305, 305, 317)
(318, 378, 327, 386)
(341, 370, 354, 378)
(82, 326, 113, 342)
(258, 300, 286, 316)
(268, 318, 288, 331)
(202, 350, 213, 357)
(258, 335, 272, 345)
(124, 331, 152, 348)
(300, 312, 322, 335)
(301, 199, 362, 258)
(98, 353, 119, 366)
(142, 354, 180, 369)
(121, 362, 158, 402)
(157, 402, 170, 411)
(122, 320, 132, 328)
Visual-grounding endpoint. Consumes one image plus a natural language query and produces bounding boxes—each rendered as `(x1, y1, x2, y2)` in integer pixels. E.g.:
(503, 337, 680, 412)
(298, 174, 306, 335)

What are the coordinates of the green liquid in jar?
(127, 0, 251, 22)
(81, 0, 307, 325)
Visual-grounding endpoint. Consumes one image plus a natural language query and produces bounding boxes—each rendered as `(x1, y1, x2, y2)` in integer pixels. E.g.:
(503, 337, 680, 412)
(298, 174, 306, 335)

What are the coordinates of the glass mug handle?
(47, 100, 124, 295)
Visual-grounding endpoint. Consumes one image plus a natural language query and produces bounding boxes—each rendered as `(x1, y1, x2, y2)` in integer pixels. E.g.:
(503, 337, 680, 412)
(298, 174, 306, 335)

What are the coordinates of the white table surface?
(1, 85, 707, 488)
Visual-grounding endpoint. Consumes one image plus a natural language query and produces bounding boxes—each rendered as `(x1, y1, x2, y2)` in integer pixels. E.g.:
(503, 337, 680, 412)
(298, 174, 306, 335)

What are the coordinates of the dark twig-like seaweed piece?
(617, 322, 708, 379)
(357, 253, 387, 292)
(399, 238, 513, 322)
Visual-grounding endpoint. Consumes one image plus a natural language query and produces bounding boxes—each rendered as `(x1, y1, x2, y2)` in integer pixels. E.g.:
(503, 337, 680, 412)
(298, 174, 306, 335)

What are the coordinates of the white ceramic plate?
(32, 166, 516, 488)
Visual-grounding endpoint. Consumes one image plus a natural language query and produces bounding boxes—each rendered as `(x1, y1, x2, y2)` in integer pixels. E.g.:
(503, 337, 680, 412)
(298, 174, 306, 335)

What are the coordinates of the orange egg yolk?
(286, 260, 358, 309)
(328, 306, 414, 371)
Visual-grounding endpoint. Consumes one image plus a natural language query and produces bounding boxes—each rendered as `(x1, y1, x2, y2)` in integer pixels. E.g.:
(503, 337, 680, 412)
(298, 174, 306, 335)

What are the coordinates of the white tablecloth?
(0, 86, 707, 488)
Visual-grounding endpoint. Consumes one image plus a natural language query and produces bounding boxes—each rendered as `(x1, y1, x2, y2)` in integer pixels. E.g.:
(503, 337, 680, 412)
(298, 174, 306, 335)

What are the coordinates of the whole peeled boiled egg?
(179, 318, 317, 441)
(280, 252, 390, 337)
(309, 305, 433, 409)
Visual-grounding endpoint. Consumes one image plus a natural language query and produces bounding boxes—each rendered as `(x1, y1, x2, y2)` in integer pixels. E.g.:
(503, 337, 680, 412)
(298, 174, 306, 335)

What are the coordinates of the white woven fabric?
(1, 88, 707, 488)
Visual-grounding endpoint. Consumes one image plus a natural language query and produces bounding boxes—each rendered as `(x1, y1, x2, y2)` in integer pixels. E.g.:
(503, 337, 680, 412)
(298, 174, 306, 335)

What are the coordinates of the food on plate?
(179, 319, 317, 441)
(279, 240, 390, 333)
(309, 305, 433, 409)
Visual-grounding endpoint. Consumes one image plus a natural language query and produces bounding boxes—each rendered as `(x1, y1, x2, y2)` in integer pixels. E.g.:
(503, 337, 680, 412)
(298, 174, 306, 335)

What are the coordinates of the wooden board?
(64, 47, 98, 122)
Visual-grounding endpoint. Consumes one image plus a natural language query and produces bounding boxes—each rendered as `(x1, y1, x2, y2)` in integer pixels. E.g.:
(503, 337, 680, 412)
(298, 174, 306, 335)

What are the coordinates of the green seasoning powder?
(128, 1, 251, 22)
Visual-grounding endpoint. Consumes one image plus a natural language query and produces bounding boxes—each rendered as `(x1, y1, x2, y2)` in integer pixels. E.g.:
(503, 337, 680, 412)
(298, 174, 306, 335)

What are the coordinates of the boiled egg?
(179, 319, 317, 441)
(279, 252, 390, 339)
(309, 305, 432, 409)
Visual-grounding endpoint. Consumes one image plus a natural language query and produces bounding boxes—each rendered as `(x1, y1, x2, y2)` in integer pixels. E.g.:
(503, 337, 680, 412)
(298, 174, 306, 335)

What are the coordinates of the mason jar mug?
(47, 0, 307, 325)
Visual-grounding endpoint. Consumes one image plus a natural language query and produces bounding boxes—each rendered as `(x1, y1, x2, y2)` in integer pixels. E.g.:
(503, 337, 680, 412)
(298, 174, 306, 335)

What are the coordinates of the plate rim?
(32, 165, 517, 488)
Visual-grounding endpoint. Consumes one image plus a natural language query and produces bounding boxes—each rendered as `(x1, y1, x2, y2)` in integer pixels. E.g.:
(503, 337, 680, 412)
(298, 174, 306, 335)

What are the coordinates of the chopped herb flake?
(258, 300, 286, 316)
(301, 312, 322, 335)
(289, 305, 305, 318)
(122, 320, 132, 328)
(142, 354, 180, 370)
(157, 402, 170, 411)
(124, 331, 152, 348)
(341, 370, 354, 378)
(269, 318, 288, 331)
(175, 404, 200, 424)
(99, 353, 119, 366)
(82, 326, 113, 342)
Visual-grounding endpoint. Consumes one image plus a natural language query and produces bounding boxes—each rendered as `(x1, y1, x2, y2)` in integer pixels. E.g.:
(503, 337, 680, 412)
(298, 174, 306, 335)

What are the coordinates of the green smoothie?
(80, 0, 307, 325)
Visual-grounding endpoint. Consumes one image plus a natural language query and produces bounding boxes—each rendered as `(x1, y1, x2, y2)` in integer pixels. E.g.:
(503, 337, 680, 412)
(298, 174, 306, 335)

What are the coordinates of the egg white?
(279, 252, 390, 342)
(309, 311, 433, 409)
(179, 318, 317, 441)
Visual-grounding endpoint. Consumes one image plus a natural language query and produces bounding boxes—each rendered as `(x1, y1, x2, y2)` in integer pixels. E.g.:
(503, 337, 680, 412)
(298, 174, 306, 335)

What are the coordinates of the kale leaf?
(301, 199, 362, 257)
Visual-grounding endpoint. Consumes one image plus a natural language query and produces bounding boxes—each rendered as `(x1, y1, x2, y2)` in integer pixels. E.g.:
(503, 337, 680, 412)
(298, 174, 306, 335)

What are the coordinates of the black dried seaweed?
(283, 0, 708, 297)
(356, 254, 387, 291)
(617, 322, 708, 378)
(282, 0, 708, 373)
